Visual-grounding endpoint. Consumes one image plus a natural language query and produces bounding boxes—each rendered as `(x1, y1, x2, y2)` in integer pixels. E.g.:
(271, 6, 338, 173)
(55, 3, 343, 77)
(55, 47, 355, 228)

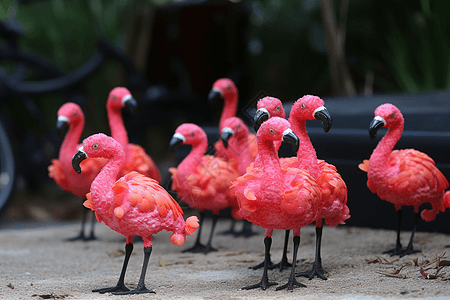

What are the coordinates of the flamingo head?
(72, 133, 123, 174)
(291, 95, 332, 132)
(107, 87, 137, 113)
(254, 96, 285, 132)
(56, 102, 84, 136)
(220, 117, 249, 148)
(169, 123, 207, 150)
(257, 117, 299, 153)
(208, 78, 238, 104)
(369, 103, 404, 140)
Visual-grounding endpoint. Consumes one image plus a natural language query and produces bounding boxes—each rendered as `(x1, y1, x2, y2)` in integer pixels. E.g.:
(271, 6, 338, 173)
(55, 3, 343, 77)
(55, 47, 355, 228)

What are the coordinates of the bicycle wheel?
(0, 117, 15, 217)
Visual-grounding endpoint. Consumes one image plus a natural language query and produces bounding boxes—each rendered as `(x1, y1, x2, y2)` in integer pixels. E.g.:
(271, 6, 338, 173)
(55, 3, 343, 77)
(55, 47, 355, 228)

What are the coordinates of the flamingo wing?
(358, 159, 377, 193)
(388, 149, 449, 197)
(231, 163, 261, 216)
(110, 171, 183, 220)
(48, 159, 68, 191)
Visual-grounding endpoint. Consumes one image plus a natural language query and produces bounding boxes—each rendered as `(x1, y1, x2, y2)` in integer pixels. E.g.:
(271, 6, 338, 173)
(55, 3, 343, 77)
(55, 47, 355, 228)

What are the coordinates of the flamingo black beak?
(368, 116, 386, 140)
(208, 89, 223, 104)
(72, 147, 87, 174)
(221, 127, 235, 149)
(122, 95, 138, 114)
(282, 128, 299, 153)
(313, 106, 332, 133)
(169, 133, 186, 151)
(56, 116, 69, 137)
(253, 108, 270, 132)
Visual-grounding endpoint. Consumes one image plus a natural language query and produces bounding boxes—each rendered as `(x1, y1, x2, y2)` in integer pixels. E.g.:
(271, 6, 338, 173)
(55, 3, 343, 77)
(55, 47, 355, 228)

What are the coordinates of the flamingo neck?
(369, 123, 403, 176)
(107, 102, 128, 154)
(219, 94, 238, 131)
(60, 119, 83, 172)
(288, 117, 321, 179)
(235, 134, 252, 175)
(177, 140, 208, 174)
(254, 139, 281, 175)
(90, 152, 125, 209)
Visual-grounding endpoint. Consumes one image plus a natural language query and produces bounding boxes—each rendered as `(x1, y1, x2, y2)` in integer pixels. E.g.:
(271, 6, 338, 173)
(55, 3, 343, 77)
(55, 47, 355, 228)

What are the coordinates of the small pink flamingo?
(359, 103, 450, 256)
(220, 117, 257, 236)
(72, 133, 198, 295)
(107, 87, 161, 182)
(169, 123, 240, 254)
(48, 103, 106, 240)
(231, 117, 321, 290)
(208, 78, 257, 161)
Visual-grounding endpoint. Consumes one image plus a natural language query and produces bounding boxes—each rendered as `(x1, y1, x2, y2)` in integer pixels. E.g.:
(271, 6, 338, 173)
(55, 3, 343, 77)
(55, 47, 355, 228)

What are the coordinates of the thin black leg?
(236, 220, 258, 238)
(204, 214, 219, 254)
(113, 246, 155, 295)
(66, 206, 89, 241)
(219, 219, 237, 236)
(87, 210, 97, 240)
(383, 209, 403, 255)
(269, 230, 292, 271)
(276, 236, 306, 291)
(243, 237, 278, 290)
(297, 224, 327, 280)
(93, 243, 133, 293)
(399, 212, 421, 257)
(182, 211, 207, 253)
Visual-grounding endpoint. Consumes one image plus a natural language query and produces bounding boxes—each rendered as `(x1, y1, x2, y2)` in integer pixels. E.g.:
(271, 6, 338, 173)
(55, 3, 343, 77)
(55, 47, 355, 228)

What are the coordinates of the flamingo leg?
(113, 246, 155, 295)
(297, 224, 327, 280)
(204, 214, 219, 254)
(183, 211, 210, 253)
(243, 236, 278, 290)
(67, 205, 90, 241)
(87, 210, 97, 240)
(399, 212, 421, 257)
(276, 236, 306, 291)
(237, 220, 258, 238)
(93, 243, 132, 293)
(219, 219, 237, 236)
(269, 230, 292, 271)
(384, 210, 403, 255)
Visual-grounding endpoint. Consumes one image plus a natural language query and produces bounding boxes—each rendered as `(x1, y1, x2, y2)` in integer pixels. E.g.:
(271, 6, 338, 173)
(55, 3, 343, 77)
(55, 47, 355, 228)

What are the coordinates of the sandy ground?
(1, 218, 450, 300)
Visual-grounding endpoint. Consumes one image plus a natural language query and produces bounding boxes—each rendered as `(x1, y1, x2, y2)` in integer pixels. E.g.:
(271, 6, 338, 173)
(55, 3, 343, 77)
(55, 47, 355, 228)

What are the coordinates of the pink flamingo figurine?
(255, 96, 349, 279)
(220, 117, 257, 236)
(169, 123, 240, 254)
(231, 117, 321, 290)
(359, 103, 450, 256)
(72, 133, 198, 295)
(208, 78, 257, 161)
(48, 103, 106, 240)
(106, 87, 161, 182)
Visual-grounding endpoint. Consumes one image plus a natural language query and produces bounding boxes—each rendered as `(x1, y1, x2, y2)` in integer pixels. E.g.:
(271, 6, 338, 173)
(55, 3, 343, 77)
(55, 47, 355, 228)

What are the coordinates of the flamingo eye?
(226, 84, 231, 89)
(190, 131, 194, 136)
(390, 112, 395, 118)
(269, 128, 275, 133)
(93, 144, 99, 149)
(276, 105, 280, 110)
(112, 95, 117, 100)
(301, 103, 306, 109)
(237, 123, 241, 128)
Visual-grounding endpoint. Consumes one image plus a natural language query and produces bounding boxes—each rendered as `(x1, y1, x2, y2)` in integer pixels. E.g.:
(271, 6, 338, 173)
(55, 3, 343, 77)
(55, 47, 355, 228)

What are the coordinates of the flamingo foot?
(242, 279, 277, 291)
(112, 285, 155, 295)
(93, 284, 129, 294)
(269, 257, 292, 271)
(296, 261, 327, 280)
(252, 258, 274, 270)
(182, 243, 217, 254)
(275, 278, 306, 291)
(383, 244, 403, 256)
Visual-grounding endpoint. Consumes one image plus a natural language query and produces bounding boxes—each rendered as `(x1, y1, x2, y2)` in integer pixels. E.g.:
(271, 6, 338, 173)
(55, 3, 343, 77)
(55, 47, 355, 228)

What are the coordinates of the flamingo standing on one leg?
(359, 103, 450, 256)
(254, 96, 349, 279)
(169, 123, 240, 254)
(106, 87, 161, 182)
(231, 117, 321, 291)
(72, 133, 198, 295)
(208, 78, 257, 161)
(48, 103, 106, 240)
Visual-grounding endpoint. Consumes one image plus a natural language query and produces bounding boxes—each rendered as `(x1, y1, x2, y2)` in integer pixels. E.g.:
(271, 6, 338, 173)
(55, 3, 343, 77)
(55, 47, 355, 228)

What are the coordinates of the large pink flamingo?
(231, 117, 321, 290)
(106, 87, 161, 182)
(48, 103, 106, 240)
(255, 96, 349, 279)
(208, 78, 257, 161)
(359, 103, 450, 256)
(169, 123, 240, 253)
(72, 133, 198, 295)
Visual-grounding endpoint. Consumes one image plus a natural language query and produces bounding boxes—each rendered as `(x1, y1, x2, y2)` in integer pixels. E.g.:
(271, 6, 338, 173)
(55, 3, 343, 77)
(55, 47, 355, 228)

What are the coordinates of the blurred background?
(1, 0, 450, 232)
